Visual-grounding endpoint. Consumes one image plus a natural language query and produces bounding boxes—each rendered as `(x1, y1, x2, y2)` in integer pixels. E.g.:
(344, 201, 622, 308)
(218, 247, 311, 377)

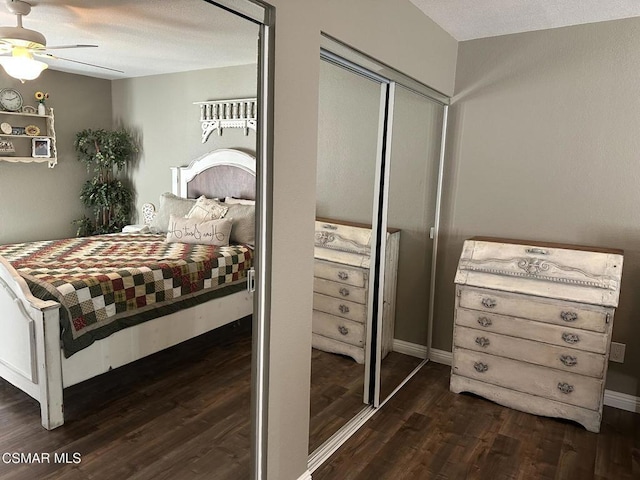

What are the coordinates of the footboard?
(0, 256, 63, 429)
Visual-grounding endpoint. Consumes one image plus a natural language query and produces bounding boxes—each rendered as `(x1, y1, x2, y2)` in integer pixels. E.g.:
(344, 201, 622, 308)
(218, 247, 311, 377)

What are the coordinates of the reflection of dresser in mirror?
(312, 218, 400, 363)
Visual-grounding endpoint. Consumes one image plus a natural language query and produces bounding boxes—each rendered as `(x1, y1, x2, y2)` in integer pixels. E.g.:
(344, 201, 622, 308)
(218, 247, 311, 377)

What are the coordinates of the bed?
(0, 148, 256, 430)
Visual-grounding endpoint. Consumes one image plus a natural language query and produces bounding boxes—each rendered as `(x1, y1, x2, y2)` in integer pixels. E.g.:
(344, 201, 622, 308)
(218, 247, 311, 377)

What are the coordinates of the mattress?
(0, 233, 253, 357)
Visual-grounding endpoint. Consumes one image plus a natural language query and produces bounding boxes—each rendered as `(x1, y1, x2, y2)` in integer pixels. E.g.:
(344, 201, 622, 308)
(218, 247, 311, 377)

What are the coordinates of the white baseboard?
(392, 339, 427, 359)
(603, 389, 640, 413)
(428, 347, 452, 366)
(428, 348, 640, 413)
(296, 470, 312, 480)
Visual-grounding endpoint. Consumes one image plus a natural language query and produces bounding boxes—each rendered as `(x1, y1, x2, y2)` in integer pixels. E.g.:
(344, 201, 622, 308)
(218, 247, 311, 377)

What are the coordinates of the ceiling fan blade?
(35, 53, 124, 74)
(44, 44, 99, 50)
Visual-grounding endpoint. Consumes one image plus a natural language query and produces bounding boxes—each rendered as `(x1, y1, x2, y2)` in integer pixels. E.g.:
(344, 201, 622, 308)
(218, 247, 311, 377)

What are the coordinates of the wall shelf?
(194, 98, 257, 143)
(0, 107, 57, 168)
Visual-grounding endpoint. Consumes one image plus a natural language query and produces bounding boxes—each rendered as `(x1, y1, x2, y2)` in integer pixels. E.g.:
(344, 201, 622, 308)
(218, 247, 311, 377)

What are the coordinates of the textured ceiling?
(0, 0, 259, 79)
(409, 0, 640, 41)
(5, 1, 638, 79)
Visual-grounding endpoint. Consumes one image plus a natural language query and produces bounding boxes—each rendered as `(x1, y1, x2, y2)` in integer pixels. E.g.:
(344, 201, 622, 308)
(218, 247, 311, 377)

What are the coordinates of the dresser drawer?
(453, 348, 603, 410)
(454, 326, 606, 378)
(313, 277, 367, 305)
(312, 310, 365, 347)
(459, 287, 609, 333)
(314, 259, 367, 288)
(313, 293, 367, 323)
(455, 308, 608, 354)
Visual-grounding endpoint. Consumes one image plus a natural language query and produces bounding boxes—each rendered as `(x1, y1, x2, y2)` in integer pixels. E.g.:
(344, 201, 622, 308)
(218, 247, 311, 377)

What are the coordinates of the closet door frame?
(372, 87, 449, 407)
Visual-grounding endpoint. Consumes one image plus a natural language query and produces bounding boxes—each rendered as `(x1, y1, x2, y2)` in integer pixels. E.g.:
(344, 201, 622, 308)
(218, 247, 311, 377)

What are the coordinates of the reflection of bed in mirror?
(0, 148, 256, 430)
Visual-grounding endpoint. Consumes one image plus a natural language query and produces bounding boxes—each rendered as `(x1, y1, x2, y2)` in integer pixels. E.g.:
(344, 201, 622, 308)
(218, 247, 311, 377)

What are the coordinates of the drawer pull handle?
(481, 298, 497, 308)
(338, 325, 349, 336)
(560, 355, 578, 367)
(338, 271, 349, 280)
(339, 287, 350, 297)
(477, 316, 492, 327)
(526, 247, 548, 255)
(322, 224, 338, 230)
(560, 311, 578, 322)
(557, 382, 574, 394)
(474, 362, 489, 373)
(339, 304, 350, 314)
(562, 332, 580, 344)
(475, 337, 491, 348)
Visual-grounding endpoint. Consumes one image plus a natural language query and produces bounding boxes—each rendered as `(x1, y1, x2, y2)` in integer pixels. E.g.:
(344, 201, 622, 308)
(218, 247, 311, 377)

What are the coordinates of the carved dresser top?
(455, 237, 624, 307)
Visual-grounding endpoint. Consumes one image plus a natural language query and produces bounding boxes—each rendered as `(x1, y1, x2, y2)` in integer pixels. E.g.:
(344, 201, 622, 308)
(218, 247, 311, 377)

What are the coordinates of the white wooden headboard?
(171, 149, 256, 200)
(141, 149, 256, 226)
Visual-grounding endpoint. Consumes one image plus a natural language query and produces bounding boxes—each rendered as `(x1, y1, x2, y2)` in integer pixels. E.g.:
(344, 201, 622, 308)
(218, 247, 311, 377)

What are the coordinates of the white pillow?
(224, 203, 255, 246)
(149, 193, 196, 233)
(187, 196, 229, 221)
(166, 214, 232, 246)
(225, 196, 255, 205)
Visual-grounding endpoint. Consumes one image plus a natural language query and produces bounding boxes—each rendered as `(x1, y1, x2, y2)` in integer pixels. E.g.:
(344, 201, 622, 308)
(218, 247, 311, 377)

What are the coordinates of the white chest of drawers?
(450, 237, 623, 433)
(312, 218, 400, 364)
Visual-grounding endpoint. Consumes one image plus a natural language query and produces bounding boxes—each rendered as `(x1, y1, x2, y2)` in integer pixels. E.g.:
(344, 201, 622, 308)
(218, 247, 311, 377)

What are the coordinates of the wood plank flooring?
(2, 329, 639, 480)
(309, 348, 365, 452)
(314, 361, 640, 480)
(0, 320, 254, 480)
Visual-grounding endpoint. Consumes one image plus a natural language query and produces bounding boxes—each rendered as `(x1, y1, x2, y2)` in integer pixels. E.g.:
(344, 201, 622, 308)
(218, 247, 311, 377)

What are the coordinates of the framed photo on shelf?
(32, 137, 50, 158)
(0, 139, 15, 153)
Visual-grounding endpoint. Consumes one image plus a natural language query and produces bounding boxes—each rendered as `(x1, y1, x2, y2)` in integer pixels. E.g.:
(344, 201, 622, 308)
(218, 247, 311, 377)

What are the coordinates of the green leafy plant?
(74, 128, 138, 236)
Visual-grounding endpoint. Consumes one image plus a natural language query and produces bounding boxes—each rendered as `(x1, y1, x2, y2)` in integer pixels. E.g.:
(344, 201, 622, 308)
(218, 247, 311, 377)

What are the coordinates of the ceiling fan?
(0, 0, 122, 81)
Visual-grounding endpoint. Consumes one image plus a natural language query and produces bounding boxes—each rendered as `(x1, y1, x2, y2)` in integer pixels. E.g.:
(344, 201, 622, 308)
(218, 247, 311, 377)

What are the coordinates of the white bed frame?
(0, 149, 256, 430)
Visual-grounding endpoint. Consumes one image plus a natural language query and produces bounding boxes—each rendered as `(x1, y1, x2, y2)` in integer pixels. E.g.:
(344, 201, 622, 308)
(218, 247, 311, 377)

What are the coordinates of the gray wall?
(387, 86, 443, 345)
(316, 60, 379, 224)
(111, 64, 258, 220)
(437, 17, 640, 396)
(0, 70, 112, 244)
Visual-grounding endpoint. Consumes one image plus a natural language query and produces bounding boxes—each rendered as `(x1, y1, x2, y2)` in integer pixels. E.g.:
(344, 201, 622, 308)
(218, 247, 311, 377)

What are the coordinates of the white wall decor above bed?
(194, 98, 257, 143)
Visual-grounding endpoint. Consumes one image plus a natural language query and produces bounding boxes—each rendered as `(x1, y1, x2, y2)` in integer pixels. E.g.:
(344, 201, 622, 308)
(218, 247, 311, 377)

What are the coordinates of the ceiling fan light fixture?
(0, 46, 47, 82)
(0, 26, 46, 49)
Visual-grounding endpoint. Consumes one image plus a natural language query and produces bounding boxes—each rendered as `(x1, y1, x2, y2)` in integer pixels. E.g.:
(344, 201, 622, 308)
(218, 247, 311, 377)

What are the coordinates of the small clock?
(0, 88, 23, 112)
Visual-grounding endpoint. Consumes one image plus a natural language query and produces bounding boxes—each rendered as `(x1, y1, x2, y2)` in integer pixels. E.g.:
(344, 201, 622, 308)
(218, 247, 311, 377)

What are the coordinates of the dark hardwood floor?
(2, 330, 639, 480)
(0, 320, 254, 480)
(309, 349, 426, 453)
(314, 361, 640, 480)
(309, 349, 366, 452)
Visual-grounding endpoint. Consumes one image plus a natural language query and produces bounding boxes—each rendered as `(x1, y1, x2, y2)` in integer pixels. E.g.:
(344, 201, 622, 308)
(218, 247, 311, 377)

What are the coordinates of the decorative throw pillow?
(165, 214, 232, 246)
(224, 203, 255, 246)
(149, 192, 197, 233)
(224, 196, 255, 205)
(186, 195, 229, 221)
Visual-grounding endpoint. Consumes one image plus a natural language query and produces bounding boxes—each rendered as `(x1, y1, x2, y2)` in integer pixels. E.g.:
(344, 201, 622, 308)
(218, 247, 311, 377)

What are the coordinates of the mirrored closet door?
(375, 85, 446, 403)
(309, 57, 387, 452)
(310, 36, 449, 464)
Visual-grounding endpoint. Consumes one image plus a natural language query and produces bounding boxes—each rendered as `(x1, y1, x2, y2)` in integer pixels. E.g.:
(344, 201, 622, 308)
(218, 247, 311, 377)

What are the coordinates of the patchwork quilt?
(0, 233, 253, 357)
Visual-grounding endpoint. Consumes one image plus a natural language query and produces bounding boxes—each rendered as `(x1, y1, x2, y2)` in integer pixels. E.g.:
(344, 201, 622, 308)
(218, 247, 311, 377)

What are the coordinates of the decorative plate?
(25, 124, 40, 136)
(0, 122, 11, 135)
(22, 105, 36, 114)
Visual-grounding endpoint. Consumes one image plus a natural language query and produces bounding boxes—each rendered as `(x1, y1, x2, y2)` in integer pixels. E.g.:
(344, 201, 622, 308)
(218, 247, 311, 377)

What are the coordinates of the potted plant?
(74, 128, 138, 236)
